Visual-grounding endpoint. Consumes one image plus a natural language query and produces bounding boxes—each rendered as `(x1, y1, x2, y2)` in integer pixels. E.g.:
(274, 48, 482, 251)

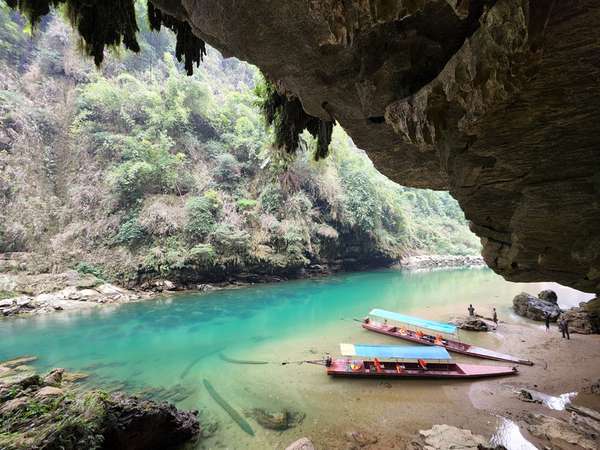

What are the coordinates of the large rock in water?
(144, 0, 600, 294)
(513, 292, 561, 321)
(559, 297, 600, 334)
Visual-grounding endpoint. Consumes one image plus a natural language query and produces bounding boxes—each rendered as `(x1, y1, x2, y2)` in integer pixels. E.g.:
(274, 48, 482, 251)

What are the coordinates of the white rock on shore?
(0, 271, 149, 317)
(398, 254, 485, 270)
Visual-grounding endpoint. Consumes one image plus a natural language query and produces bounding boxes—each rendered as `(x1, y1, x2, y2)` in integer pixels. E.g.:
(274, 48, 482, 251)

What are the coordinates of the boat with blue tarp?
(326, 344, 518, 379)
(360, 309, 533, 366)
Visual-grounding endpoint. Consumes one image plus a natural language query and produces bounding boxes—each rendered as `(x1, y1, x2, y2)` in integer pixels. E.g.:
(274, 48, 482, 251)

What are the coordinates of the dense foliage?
(0, 7, 480, 284)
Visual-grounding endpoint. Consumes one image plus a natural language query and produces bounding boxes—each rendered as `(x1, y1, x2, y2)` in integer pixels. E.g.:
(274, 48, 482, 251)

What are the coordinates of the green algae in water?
(203, 379, 255, 437)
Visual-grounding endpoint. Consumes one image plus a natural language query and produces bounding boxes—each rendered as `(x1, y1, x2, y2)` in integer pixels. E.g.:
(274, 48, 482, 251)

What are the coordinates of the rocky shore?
(0, 269, 155, 317)
(397, 254, 485, 270)
(513, 288, 599, 334)
(1, 252, 485, 318)
(0, 358, 200, 450)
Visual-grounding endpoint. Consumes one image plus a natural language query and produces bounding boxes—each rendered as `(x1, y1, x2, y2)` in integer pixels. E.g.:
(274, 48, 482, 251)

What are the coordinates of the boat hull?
(362, 322, 533, 366)
(327, 359, 518, 379)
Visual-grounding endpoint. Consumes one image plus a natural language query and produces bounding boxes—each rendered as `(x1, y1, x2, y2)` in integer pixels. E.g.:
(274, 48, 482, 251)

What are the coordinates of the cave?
(7, 0, 600, 294)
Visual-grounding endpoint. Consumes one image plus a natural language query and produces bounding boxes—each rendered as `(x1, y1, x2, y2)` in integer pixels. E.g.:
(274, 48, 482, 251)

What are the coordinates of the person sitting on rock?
(468, 304, 475, 316)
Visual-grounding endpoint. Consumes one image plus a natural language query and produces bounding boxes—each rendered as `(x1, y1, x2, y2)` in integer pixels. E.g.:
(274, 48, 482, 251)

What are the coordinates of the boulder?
(96, 283, 126, 296)
(78, 289, 101, 301)
(412, 424, 488, 449)
(62, 285, 81, 300)
(559, 297, 600, 334)
(35, 386, 64, 398)
(43, 368, 64, 386)
(450, 316, 490, 331)
(0, 396, 29, 413)
(102, 393, 199, 450)
(513, 292, 561, 321)
(589, 379, 600, 395)
(141, 279, 177, 292)
(0, 298, 15, 307)
(285, 438, 315, 450)
(344, 430, 378, 447)
(524, 413, 598, 450)
(538, 290, 558, 304)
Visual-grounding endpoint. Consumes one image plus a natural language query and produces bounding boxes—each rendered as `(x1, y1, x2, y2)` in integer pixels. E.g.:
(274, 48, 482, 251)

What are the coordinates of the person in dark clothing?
(468, 304, 475, 316)
(544, 313, 551, 331)
(492, 308, 498, 325)
(559, 318, 570, 339)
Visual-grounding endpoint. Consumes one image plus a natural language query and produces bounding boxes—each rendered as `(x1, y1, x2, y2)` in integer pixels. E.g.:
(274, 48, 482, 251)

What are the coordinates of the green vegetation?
(0, 9, 480, 285)
(0, 291, 17, 300)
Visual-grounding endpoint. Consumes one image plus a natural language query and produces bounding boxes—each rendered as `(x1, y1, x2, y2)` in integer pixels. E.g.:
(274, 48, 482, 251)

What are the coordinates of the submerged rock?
(248, 407, 305, 430)
(512, 292, 561, 321)
(0, 356, 37, 368)
(344, 430, 378, 447)
(285, 437, 315, 450)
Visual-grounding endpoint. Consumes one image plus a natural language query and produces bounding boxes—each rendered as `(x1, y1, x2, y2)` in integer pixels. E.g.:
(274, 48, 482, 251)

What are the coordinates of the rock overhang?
(6, 0, 600, 293)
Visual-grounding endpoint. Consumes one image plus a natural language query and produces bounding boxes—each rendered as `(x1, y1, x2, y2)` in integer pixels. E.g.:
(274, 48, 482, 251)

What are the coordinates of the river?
(0, 267, 593, 448)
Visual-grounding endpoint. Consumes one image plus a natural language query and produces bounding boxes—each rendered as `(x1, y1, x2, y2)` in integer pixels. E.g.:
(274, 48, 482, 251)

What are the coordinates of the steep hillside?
(0, 7, 480, 287)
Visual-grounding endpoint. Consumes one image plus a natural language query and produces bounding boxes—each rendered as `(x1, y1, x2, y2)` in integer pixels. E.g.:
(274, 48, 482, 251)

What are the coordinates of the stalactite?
(6, 0, 140, 66)
(260, 80, 335, 160)
(6, 0, 206, 74)
(147, 1, 206, 75)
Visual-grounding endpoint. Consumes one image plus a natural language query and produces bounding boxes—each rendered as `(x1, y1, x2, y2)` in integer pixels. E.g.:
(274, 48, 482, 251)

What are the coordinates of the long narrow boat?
(361, 309, 533, 366)
(327, 344, 518, 379)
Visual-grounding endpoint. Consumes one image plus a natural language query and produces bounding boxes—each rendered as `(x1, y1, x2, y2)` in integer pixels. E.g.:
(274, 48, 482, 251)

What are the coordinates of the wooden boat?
(361, 309, 533, 366)
(327, 344, 518, 379)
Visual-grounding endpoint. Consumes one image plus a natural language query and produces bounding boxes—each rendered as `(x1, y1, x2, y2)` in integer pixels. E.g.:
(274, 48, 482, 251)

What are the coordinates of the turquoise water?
(0, 268, 592, 448)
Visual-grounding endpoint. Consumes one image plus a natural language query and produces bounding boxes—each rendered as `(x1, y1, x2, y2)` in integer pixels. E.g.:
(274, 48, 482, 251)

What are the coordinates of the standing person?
(544, 312, 551, 332)
(559, 318, 570, 340)
(492, 308, 498, 326)
(468, 304, 475, 317)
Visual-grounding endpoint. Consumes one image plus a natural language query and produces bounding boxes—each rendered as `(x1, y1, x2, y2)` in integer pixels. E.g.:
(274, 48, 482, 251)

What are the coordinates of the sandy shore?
(311, 320, 600, 449)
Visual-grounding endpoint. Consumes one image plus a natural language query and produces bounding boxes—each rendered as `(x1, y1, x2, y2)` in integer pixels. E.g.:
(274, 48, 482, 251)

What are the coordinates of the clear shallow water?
(0, 267, 593, 448)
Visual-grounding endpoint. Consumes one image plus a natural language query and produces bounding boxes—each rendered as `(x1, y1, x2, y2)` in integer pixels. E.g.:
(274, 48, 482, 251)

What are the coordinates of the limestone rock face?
(152, 0, 600, 293)
(513, 292, 561, 321)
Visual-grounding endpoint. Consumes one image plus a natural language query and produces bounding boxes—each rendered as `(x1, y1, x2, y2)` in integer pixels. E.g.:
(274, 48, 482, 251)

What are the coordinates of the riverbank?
(1, 267, 597, 449)
(1, 253, 484, 318)
(396, 254, 485, 270)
